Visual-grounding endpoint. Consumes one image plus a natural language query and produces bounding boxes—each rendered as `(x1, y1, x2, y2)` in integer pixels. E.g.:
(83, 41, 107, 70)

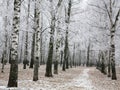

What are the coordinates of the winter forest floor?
(0, 65, 120, 90)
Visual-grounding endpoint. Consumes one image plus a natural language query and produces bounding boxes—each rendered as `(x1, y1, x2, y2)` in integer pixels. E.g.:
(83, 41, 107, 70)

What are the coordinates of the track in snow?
(54, 68, 96, 90)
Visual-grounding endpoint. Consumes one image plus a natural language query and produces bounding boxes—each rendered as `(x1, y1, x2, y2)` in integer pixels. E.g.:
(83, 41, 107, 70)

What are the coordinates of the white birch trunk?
(8, 0, 21, 87)
(33, 0, 40, 81)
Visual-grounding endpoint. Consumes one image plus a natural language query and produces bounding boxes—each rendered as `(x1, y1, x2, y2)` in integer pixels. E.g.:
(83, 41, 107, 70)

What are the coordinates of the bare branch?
(102, 0, 113, 26)
(88, 3, 106, 12)
(113, 9, 120, 27)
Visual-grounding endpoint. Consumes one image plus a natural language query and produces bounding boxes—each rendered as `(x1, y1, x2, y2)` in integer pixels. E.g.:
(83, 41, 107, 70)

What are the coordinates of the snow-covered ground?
(72, 69, 96, 90)
(89, 67, 120, 90)
(0, 65, 120, 90)
(0, 65, 96, 90)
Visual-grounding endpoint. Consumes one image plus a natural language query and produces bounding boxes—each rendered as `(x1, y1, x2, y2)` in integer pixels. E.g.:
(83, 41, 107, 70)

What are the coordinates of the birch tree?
(33, 0, 40, 81)
(23, 0, 30, 69)
(54, 21, 60, 74)
(1, 16, 8, 73)
(86, 43, 90, 67)
(29, 31, 35, 68)
(54, 0, 63, 74)
(89, 0, 120, 80)
(8, 0, 21, 87)
(63, 0, 72, 71)
(1, 0, 9, 73)
(45, 0, 63, 77)
(103, 0, 120, 80)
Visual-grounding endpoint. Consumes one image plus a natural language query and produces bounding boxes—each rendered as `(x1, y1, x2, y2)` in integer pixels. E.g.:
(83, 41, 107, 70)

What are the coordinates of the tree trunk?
(45, 0, 55, 77)
(108, 50, 111, 77)
(1, 52, 5, 73)
(86, 43, 90, 67)
(19, 32, 24, 63)
(1, 7, 9, 73)
(40, 13, 43, 65)
(110, 27, 117, 80)
(29, 32, 35, 68)
(62, 59, 66, 71)
(8, 60, 18, 87)
(8, 0, 21, 87)
(54, 15, 61, 74)
(69, 56, 72, 68)
(23, 30, 29, 69)
(72, 44, 75, 66)
(23, 0, 30, 69)
(60, 51, 63, 66)
(101, 52, 106, 74)
(45, 0, 63, 77)
(63, 30, 69, 70)
(64, 30, 69, 69)
(79, 50, 81, 66)
(8, 38, 12, 64)
(45, 35, 54, 77)
(54, 61, 58, 74)
(33, 0, 40, 81)
(64, 0, 71, 69)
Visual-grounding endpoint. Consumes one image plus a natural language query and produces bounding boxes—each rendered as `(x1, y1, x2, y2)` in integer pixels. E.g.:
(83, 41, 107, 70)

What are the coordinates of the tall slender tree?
(72, 43, 75, 67)
(8, 0, 21, 87)
(45, 0, 54, 77)
(86, 43, 90, 67)
(23, 0, 30, 69)
(63, 0, 72, 70)
(1, 18, 8, 72)
(45, 0, 63, 77)
(1, 0, 9, 73)
(103, 0, 120, 80)
(54, 0, 63, 74)
(33, 0, 40, 81)
(40, 13, 43, 65)
(19, 31, 24, 63)
(29, 32, 35, 68)
(54, 21, 60, 74)
(108, 50, 111, 77)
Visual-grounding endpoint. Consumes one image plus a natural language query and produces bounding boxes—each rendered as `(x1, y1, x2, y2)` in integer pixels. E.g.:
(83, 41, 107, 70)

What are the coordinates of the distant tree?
(1, 0, 9, 73)
(60, 50, 63, 66)
(1, 52, 6, 73)
(19, 31, 24, 63)
(40, 14, 43, 65)
(86, 43, 90, 67)
(29, 32, 35, 68)
(79, 50, 81, 66)
(23, 0, 30, 69)
(72, 43, 75, 67)
(108, 50, 111, 77)
(101, 51, 106, 74)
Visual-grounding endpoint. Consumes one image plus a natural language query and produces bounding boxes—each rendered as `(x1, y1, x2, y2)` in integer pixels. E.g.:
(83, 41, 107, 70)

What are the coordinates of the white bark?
(33, 0, 41, 81)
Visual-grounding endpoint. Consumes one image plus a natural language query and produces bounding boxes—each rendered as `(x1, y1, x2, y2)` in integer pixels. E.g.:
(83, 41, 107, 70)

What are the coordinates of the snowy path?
(59, 68, 96, 90)
(71, 68, 96, 90)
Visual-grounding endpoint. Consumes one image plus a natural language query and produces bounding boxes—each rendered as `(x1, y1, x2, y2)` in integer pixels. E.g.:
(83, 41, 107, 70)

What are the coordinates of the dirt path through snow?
(52, 68, 96, 90)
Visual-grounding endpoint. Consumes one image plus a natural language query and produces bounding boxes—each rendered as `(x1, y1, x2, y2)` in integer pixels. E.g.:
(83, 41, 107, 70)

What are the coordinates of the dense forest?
(0, 0, 120, 90)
